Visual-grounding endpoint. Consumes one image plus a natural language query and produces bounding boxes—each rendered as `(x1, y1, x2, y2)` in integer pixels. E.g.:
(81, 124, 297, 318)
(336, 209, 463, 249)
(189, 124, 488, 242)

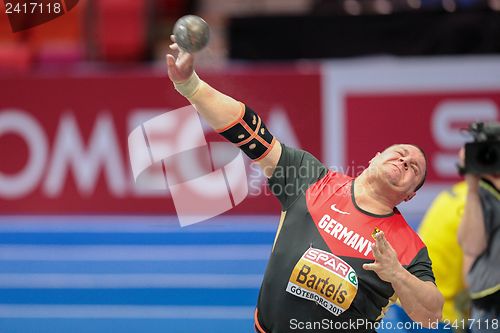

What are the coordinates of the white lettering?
(354, 237, 369, 254)
(339, 227, 353, 243)
(44, 113, 127, 197)
(330, 223, 343, 237)
(0, 110, 48, 199)
(323, 258, 336, 270)
(317, 253, 329, 262)
(346, 233, 359, 248)
(318, 214, 330, 229)
(337, 263, 348, 276)
(324, 218, 336, 234)
(316, 214, 374, 257)
(305, 249, 319, 261)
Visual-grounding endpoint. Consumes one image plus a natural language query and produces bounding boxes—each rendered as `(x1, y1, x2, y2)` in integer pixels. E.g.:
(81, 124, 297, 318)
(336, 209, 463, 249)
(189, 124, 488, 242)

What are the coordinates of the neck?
(354, 172, 397, 215)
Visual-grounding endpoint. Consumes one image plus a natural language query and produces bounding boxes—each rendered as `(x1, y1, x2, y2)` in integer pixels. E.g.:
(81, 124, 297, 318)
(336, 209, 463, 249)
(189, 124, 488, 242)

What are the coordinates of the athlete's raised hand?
(363, 231, 405, 283)
(166, 34, 194, 83)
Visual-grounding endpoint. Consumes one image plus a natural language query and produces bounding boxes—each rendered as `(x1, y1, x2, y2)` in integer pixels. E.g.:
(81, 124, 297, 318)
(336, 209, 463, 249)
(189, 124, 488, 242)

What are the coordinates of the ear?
(403, 192, 416, 202)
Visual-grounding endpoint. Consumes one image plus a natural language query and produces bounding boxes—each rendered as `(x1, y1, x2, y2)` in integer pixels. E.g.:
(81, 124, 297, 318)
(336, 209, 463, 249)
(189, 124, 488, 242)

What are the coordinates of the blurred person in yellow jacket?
(419, 181, 473, 330)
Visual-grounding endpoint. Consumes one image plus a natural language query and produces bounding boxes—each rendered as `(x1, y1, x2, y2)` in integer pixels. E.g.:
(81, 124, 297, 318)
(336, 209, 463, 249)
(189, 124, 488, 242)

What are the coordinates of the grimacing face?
(369, 144, 426, 196)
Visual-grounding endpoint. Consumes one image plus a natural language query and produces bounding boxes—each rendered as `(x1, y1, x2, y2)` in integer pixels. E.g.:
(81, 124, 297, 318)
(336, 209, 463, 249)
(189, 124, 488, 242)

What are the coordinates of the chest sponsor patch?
(286, 247, 358, 316)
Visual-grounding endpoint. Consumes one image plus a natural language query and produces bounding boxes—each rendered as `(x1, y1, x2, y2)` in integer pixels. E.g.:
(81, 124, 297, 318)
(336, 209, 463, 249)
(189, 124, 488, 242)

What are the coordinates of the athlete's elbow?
(431, 290, 444, 321)
(408, 295, 443, 327)
(410, 310, 442, 328)
(428, 308, 443, 326)
(424, 299, 444, 327)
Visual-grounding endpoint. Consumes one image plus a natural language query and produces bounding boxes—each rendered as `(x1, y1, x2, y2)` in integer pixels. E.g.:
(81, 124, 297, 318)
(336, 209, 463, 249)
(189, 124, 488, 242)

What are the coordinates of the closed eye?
(411, 163, 419, 175)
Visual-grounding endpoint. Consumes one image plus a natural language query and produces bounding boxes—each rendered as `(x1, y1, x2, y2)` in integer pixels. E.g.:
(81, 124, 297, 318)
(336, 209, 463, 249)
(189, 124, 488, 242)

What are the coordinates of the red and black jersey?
(255, 144, 435, 333)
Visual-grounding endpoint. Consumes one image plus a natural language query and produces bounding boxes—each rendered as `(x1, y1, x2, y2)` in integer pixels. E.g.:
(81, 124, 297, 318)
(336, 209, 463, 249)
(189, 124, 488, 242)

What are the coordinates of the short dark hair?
(385, 144, 427, 192)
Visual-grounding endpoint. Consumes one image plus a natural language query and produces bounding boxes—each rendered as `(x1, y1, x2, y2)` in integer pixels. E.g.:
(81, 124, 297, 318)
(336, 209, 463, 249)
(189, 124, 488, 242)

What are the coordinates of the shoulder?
(276, 144, 326, 169)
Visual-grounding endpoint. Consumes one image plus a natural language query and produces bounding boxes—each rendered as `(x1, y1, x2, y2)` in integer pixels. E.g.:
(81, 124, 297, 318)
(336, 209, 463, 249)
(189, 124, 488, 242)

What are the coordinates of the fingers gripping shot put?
(166, 17, 443, 333)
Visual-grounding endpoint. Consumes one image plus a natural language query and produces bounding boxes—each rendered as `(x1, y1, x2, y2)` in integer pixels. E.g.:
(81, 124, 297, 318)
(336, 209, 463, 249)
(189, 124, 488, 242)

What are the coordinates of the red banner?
(321, 58, 500, 214)
(0, 67, 322, 214)
(346, 92, 500, 182)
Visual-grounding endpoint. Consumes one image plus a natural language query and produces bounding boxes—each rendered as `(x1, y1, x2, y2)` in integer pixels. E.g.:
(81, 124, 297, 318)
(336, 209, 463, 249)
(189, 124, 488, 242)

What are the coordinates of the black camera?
(463, 122, 500, 175)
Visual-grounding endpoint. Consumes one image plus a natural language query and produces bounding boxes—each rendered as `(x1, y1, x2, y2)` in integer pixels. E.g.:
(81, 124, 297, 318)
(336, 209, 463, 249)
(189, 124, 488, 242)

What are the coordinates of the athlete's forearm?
(178, 73, 282, 177)
(458, 180, 487, 256)
(167, 47, 281, 176)
(187, 78, 243, 130)
(391, 269, 443, 327)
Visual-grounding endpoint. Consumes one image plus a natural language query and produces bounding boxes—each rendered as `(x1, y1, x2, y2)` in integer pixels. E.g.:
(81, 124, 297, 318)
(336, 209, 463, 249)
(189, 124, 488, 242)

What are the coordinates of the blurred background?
(1, 0, 500, 332)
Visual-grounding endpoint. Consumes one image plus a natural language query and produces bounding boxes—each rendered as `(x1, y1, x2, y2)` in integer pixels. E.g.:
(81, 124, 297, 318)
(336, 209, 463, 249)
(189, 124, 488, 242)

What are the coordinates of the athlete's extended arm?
(166, 36, 281, 177)
(363, 232, 443, 327)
